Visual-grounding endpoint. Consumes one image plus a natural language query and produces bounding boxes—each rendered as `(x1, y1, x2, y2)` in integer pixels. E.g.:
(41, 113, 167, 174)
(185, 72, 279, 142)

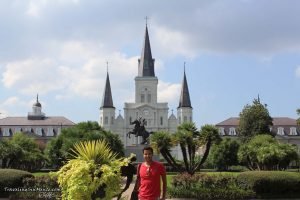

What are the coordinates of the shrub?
(12, 175, 61, 199)
(169, 172, 254, 200)
(237, 171, 300, 198)
(0, 169, 33, 197)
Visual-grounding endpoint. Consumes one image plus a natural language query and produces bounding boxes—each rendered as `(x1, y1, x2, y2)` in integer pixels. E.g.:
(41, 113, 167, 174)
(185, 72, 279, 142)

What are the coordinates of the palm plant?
(70, 140, 118, 164)
(150, 131, 181, 171)
(151, 123, 220, 175)
(56, 140, 128, 200)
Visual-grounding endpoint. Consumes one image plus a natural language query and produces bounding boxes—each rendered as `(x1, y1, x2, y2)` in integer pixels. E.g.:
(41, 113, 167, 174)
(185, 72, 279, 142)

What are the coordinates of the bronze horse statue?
(127, 118, 152, 144)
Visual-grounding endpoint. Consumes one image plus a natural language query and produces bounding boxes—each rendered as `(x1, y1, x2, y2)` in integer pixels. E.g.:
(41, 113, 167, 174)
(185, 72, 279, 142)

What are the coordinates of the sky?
(0, 0, 300, 127)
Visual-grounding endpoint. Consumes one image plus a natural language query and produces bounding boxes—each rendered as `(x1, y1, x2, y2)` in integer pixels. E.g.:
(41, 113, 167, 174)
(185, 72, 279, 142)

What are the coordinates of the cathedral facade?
(99, 25, 193, 150)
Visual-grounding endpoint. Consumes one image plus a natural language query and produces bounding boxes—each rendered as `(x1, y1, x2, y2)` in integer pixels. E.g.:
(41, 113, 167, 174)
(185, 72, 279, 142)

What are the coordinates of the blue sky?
(0, 0, 300, 127)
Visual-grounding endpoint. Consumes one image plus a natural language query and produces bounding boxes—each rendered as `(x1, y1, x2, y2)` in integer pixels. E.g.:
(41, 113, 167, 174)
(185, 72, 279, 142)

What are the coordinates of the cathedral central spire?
(138, 24, 155, 77)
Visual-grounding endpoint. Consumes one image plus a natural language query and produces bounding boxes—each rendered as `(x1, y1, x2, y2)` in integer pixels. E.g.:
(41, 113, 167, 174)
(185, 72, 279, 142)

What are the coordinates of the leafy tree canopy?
(209, 138, 240, 171)
(238, 98, 273, 140)
(45, 121, 124, 168)
(238, 134, 298, 170)
(0, 133, 46, 171)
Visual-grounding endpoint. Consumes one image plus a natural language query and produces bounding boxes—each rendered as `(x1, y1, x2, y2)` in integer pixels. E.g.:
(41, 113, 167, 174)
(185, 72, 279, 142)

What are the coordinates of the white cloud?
(152, 25, 197, 58)
(0, 96, 30, 117)
(158, 81, 181, 105)
(2, 96, 22, 106)
(296, 66, 300, 78)
(2, 58, 67, 95)
(1, 38, 142, 102)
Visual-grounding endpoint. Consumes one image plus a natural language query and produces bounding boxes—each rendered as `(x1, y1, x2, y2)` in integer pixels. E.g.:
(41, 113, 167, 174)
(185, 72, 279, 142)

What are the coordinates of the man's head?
(143, 146, 153, 163)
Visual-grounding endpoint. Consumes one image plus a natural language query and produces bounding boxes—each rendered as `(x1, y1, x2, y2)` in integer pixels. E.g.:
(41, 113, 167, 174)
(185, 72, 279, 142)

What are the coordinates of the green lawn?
(32, 172, 50, 177)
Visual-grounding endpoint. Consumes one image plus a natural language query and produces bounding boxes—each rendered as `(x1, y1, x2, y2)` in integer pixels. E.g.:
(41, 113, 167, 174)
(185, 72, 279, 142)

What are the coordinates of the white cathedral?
(98, 25, 193, 152)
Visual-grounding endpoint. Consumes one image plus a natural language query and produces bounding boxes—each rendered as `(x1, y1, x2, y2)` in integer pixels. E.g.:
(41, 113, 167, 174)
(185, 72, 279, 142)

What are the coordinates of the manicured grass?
(32, 172, 49, 177)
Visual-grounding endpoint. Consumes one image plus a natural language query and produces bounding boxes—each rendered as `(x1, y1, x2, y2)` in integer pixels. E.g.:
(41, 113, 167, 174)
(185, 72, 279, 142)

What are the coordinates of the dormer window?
(277, 127, 285, 135)
(219, 127, 225, 136)
(36, 127, 42, 136)
(15, 127, 22, 133)
(229, 127, 236, 136)
(47, 127, 54, 136)
(3, 128, 10, 136)
(290, 127, 298, 135)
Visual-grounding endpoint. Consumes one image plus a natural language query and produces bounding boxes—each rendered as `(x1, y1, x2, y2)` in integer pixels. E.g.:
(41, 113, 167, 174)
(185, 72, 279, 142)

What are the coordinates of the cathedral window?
(160, 117, 163, 125)
(147, 94, 151, 103)
(104, 117, 108, 124)
(141, 94, 145, 103)
(129, 117, 132, 124)
(290, 127, 297, 135)
(104, 116, 108, 124)
(111, 117, 114, 125)
(184, 116, 187, 122)
(277, 127, 285, 135)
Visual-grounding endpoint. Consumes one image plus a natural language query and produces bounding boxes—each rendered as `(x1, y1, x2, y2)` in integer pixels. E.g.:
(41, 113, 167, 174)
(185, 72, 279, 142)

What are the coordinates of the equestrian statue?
(127, 117, 152, 145)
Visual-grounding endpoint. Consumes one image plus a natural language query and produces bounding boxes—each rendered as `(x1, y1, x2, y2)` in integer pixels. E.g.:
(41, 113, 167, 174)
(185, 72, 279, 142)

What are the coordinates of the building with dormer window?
(216, 117, 300, 147)
(0, 95, 75, 144)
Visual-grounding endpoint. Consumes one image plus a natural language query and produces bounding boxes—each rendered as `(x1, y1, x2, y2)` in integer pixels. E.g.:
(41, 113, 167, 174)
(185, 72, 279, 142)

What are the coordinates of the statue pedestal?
(125, 144, 159, 162)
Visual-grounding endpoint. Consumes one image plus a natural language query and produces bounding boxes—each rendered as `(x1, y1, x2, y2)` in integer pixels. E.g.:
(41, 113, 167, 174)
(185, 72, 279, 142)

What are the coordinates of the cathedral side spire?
(138, 23, 155, 77)
(178, 64, 192, 108)
(101, 72, 114, 108)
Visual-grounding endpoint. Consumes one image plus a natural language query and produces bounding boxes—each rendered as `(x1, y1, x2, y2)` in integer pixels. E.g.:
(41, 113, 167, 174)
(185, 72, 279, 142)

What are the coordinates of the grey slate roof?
(138, 26, 155, 77)
(216, 117, 240, 126)
(101, 72, 114, 108)
(178, 70, 192, 108)
(216, 117, 298, 126)
(0, 116, 75, 126)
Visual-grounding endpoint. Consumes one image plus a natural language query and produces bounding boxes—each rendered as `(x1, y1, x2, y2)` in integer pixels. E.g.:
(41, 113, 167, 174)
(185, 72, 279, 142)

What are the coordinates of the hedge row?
(168, 171, 300, 199)
(0, 169, 33, 197)
(237, 171, 300, 198)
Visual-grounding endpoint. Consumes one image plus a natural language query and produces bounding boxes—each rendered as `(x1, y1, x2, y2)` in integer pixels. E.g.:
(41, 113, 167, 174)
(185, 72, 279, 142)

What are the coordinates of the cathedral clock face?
(143, 109, 149, 116)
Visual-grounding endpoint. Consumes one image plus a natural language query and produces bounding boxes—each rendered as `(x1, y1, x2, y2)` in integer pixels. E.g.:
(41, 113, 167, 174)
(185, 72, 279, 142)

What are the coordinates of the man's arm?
(161, 173, 167, 200)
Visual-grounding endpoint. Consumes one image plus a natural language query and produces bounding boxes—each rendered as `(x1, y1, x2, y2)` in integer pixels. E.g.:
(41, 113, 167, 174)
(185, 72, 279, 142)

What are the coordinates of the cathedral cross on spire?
(145, 16, 149, 26)
(106, 61, 109, 73)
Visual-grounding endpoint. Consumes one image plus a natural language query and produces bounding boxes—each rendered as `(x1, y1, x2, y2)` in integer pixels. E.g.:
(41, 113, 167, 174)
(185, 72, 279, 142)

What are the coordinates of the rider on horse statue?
(127, 117, 151, 144)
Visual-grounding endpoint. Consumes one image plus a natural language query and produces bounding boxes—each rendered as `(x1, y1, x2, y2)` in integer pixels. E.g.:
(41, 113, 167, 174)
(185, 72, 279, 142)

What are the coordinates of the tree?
(45, 121, 124, 168)
(209, 138, 240, 171)
(238, 98, 273, 141)
(55, 140, 129, 200)
(150, 123, 220, 175)
(0, 133, 46, 171)
(150, 131, 182, 171)
(238, 134, 298, 170)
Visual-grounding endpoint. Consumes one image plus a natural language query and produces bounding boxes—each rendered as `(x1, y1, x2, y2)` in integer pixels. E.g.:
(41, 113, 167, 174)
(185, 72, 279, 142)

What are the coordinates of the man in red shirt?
(138, 146, 167, 200)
